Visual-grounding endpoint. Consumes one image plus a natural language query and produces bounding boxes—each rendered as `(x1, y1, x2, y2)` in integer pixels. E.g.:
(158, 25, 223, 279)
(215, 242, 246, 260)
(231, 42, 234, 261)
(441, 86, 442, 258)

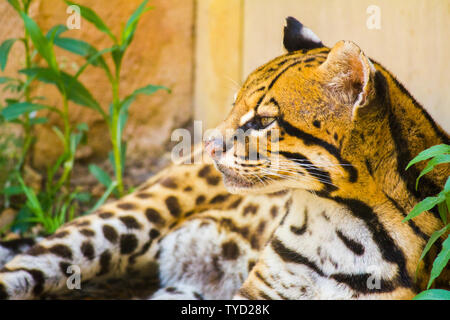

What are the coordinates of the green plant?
(403, 144, 450, 300)
(0, 0, 96, 234)
(0, 0, 170, 235)
(64, 0, 170, 197)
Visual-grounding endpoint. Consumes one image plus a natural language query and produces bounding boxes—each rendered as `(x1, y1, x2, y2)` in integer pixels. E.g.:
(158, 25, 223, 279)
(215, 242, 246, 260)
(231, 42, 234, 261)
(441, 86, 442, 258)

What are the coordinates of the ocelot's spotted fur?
(0, 17, 448, 300)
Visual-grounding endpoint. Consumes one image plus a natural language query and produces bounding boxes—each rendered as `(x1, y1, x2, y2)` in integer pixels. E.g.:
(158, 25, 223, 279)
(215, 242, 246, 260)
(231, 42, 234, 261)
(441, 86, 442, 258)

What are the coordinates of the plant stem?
(19, 26, 32, 171)
(110, 74, 124, 197)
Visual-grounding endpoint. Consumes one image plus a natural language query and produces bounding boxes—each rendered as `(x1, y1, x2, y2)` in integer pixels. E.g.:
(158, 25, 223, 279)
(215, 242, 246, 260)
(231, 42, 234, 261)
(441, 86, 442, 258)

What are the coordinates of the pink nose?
(204, 138, 223, 159)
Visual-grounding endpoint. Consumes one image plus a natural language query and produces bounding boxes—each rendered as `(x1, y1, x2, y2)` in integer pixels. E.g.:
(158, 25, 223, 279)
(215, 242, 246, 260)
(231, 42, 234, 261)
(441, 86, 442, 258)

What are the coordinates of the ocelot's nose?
(204, 137, 224, 160)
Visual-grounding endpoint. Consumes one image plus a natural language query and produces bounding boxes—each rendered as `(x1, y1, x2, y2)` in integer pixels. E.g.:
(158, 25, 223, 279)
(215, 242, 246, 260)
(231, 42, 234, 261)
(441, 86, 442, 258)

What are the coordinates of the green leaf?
(45, 25, 68, 41)
(20, 12, 59, 72)
(1, 185, 23, 196)
(89, 164, 112, 188)
(413, 289, 450, 300)
(20, 67, 58, 83)
(0, 76, 15, 84)
(1, 102, 48, 121)
(11, 206, 33, 234)
(438, 202, 448, 225)
(20, 67, 104, 117)
(76, 122, 89, 132)
(427, 235, 450, 288)
(74, 192, 91, 203)
(403, 194, 446, 222)
(60, 72, 104, 116)
(7, 0, 21, 12)
(406, 144, 450, 170)
(415, 154, 450, 189)
(29, 117, 48, 125)
(0, 39, 17, 71)
(117, 84, 170, 140)
(65, 1, 117, 43)
(54, 37, 105, 67)
(84, 181, 117, 215)
(16, 175, 44, 218)
(445, 176, 450, 194)
(132, 84, 171, 96)
(418, 225, 449, 265)
(121, 0, 152, 47)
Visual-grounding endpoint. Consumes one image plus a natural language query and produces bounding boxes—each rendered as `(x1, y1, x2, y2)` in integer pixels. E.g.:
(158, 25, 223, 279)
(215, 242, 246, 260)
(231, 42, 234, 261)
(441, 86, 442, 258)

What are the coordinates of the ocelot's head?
(205, 17, 386, 194)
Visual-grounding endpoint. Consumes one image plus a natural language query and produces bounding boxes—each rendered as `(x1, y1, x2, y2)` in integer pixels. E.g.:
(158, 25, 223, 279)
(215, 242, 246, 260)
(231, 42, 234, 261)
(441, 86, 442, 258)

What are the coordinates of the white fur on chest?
(264, 190, 398, 299)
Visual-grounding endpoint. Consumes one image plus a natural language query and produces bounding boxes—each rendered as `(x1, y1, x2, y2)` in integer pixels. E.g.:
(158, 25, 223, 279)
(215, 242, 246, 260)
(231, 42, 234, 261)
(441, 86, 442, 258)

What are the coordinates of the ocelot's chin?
(217, 166, 287, 195)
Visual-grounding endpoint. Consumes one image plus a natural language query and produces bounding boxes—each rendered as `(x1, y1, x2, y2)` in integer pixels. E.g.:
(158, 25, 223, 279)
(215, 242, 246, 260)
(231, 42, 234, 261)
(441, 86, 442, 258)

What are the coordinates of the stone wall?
(0, 0, 194, 168)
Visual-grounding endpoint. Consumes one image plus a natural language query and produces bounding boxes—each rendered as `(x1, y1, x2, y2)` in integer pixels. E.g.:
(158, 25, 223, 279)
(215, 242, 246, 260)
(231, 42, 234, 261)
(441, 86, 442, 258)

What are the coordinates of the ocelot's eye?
(242, 116, 276, 130)
(260, 117, 276, 128)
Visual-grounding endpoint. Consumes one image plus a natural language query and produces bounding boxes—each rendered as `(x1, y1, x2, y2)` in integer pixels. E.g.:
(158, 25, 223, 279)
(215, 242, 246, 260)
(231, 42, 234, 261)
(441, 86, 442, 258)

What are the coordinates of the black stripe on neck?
(278, 118, 358, 182)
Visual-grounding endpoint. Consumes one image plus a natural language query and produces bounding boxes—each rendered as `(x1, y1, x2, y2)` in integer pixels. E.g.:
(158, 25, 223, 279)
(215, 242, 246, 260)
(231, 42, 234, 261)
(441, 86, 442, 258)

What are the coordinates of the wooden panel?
(194, 0, 244, 129)
(243, 0, 450, 132)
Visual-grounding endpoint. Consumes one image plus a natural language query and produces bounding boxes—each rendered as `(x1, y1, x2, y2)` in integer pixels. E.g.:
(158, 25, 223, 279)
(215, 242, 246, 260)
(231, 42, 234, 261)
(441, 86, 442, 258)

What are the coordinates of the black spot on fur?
(49, 244, 72, 260)
(313, 120, 321, 128)
(76, 220, 90, 227)
(28, 269, 45, 296)
(206, 176, 221, 186)
(97, 250, 111, 276)
(228, 198, 243, 209)
(250, 234, 260, 249)
(149, 228, 160, 239)
(80, 229, 95, 237)
(136, 192, 153, 199)
(102, 225, 118, 244)
(145, 208, 165, 226)
(120, 234, 138, 254)
(99, 212, 114, 219)
(117, 202, 137, 210)
(270, 206, 279, 218)
(59, 262, 71, 276)
(222, 240, 240, 260)
(291, 209, 308, 235)
(184, 186, 193, 192)
(119, 216, 142, 229)
(365, 158, 374, 177)
(48, 231, 69, 240)
(248, 260, 256, 272)
(165, 196, 181, 217)
(198, 165, 211, 177)
(193, 292, 204, 300)
(0, 283, 8, 299)
(243, 204, 258, 216)
(196, 195, 206, 205)
(28, 245, 48, 256)
(210, 193, 230, 204)
(160, 177, 178, 189)
(81, 241, 95, 260)
(257, 221, 266, 233)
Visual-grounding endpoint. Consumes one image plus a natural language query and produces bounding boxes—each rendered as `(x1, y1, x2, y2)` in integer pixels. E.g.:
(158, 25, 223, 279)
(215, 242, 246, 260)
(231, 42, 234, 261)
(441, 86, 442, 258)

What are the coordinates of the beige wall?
(195, 0, 450, 132)
(0, 0, 194, 168)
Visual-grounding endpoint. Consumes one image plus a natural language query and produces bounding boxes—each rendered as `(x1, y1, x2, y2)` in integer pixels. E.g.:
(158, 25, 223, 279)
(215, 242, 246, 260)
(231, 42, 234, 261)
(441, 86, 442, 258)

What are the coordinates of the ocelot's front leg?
(0, 161, 226, 299)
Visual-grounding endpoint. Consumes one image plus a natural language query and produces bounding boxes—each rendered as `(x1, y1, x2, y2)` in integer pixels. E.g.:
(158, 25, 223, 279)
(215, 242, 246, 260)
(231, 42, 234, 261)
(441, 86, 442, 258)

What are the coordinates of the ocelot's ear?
(318, 40, 377, 119)
(283, 17, 324, 52)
